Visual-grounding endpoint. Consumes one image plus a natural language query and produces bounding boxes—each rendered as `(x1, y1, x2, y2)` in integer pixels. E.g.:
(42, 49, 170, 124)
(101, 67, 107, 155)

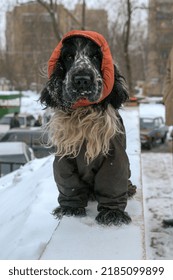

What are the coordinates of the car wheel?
(147, 141, 152, 150)
(161, 133, 167, 144)
(147, 138, 156, 150)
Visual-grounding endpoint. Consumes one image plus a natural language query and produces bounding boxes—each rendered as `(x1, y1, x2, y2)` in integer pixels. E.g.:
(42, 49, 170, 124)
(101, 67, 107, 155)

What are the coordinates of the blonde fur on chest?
(46, 104, 121, 164)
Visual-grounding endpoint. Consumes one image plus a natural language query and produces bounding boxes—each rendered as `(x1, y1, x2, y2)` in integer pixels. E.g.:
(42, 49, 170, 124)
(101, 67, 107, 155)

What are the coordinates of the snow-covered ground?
(20, 90, 44, 118)
(140, 102, 173, 259)
(142, 153, 173, 259)
(0, 92, 173, 260)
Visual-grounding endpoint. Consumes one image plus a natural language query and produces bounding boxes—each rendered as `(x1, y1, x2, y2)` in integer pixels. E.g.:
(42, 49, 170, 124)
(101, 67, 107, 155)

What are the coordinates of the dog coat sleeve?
(53, 156, 89, 208)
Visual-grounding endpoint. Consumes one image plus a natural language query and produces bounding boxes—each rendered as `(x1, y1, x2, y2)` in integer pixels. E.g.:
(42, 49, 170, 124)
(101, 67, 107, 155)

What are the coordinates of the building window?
(156, 12, 173, 20)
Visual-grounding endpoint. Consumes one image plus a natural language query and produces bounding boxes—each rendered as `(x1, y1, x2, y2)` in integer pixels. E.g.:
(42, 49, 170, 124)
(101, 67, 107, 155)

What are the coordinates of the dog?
(40, 30, 136, 226)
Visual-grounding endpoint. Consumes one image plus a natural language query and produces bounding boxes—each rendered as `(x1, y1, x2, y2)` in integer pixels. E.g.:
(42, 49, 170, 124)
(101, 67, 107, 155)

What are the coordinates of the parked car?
(0, 113, 36, 136)
(0, 142, 34, 177)
(0, 128, 54, 158)
(140, 116, 169, 149)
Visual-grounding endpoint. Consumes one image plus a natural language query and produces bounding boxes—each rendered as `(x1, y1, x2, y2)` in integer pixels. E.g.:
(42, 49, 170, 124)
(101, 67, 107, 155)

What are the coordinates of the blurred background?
(1, 0, 172, 97)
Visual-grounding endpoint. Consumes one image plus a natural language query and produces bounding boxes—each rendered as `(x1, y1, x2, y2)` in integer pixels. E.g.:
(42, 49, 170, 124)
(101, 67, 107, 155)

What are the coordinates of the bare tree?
(37, 0, 62, 41)
(108, 0, 148, 96)
(123, 0, 132, 95)
(81, 0, 86, 30)
(36, 0, 81, 40)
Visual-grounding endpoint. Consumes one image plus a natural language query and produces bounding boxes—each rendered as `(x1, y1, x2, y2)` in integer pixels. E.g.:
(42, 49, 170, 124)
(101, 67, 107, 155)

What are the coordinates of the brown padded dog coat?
(48, 30, 114, 108)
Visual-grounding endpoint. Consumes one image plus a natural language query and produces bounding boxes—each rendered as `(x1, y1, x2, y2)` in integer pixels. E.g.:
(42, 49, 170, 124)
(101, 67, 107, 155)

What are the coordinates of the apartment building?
(5, 1, 108, 90)
(146, 0, 173, 96)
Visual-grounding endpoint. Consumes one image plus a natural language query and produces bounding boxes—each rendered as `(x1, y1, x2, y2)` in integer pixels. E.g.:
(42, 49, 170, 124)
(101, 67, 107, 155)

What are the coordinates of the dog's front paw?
(95, 209, 131, 226)
(52, 206, 86, 219)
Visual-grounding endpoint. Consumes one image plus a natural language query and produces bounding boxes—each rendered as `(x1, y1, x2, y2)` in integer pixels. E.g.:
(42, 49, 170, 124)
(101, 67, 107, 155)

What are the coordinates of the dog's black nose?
(73, 75, 92, 89)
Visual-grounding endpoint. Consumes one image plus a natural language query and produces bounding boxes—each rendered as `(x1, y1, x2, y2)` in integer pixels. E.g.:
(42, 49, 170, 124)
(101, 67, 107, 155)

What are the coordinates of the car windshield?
(1, 132, 31, 145)
(32, 131, 48, 145)
(0, 116, 25, 125)
(18, 117, 25, 126)
(0, 154, 26, 164)
(0, 130, 46, 145)
(140, 118, 155, 129)
(0, 116, 11, 124)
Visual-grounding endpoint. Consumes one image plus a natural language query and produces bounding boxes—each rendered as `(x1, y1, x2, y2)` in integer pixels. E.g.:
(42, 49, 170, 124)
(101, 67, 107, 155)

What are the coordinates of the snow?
(0, 92, 173, 261)
(0, 156, 58, 260)
(139, 103, 165, 119)
(0, 142, 27, 155)
(40, 212, 143, 260)
(142, 153, 173, 259)
(20, 91, 44, 118)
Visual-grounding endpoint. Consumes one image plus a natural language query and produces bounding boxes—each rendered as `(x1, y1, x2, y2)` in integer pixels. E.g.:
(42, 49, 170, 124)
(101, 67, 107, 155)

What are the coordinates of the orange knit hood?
(48, 30, 114, 108)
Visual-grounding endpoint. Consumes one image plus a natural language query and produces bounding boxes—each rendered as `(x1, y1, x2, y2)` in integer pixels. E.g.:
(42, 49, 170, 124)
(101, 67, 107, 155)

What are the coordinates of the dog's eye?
(92, 54, 100, 61)
(66, 54, 74, 61)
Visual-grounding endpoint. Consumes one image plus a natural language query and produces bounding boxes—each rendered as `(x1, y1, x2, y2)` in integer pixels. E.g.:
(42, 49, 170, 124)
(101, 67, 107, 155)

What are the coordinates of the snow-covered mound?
(20, 91, 44, 118)
(0, 156, 58, 259)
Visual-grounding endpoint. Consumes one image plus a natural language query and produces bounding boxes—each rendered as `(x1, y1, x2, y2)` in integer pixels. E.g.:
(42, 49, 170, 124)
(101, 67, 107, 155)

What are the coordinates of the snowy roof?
(0, 91, 21, 96)
(0, 142, 26, 155)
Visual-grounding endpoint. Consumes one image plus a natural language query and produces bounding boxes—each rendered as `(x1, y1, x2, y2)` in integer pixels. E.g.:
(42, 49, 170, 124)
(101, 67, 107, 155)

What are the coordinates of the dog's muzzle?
(72, 72, 94, 99)
(63, 67, 103, 105)
(73, 75, 92, 92)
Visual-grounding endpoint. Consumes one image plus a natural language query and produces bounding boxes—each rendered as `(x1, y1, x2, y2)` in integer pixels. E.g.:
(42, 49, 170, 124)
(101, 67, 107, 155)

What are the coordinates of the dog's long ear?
(39, 82, 53, 109)
(101, 64, 129, 110)
(39, 59, 65, 109)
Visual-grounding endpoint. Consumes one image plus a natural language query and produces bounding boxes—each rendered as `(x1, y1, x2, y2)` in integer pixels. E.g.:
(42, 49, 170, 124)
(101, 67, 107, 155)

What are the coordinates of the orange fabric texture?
(48, 30, 114, 108)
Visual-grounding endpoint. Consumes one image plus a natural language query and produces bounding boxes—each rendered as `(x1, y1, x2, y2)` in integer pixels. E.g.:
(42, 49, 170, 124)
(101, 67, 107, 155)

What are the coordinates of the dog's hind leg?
(94, 134, 132, 226)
